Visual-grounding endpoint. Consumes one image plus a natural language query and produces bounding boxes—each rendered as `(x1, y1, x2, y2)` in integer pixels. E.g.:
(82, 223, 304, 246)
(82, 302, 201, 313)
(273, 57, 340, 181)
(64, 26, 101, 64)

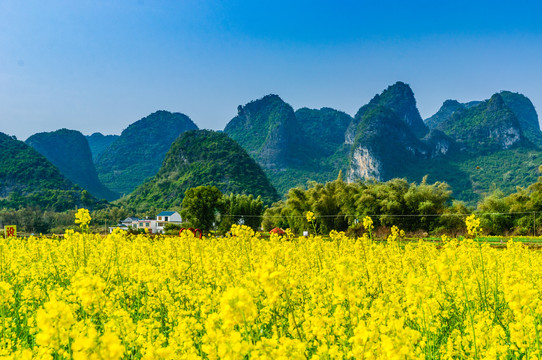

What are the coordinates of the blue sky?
(1, 0, 542, 139)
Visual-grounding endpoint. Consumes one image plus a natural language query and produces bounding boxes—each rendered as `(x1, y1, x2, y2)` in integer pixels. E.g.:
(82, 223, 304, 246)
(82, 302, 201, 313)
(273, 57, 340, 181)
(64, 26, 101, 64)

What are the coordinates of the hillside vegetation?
(0, 132, 99, 211)
(224, 82, 542, 206)
(26, 129, 118, 201)
(85, 132, 119, 162)
(95, 110, 198, 195)
(119, 130, 279, 211)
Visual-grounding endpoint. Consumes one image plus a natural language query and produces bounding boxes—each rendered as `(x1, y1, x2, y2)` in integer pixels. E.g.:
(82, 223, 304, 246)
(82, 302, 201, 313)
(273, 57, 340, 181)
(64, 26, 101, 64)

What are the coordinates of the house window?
(165, 217, 169, 221)
(158, 216, 162, 220)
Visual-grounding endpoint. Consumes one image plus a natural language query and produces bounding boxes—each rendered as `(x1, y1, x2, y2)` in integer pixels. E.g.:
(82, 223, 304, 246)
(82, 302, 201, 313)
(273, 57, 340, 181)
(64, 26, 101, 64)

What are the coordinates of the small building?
(156, 211, 182, 222)
(121, 217, 139, 229)
(137, 219, 158, 234)
(109, 223, 129, 233)
(109, 212, 182, 234)
(156, 211, 182, 234)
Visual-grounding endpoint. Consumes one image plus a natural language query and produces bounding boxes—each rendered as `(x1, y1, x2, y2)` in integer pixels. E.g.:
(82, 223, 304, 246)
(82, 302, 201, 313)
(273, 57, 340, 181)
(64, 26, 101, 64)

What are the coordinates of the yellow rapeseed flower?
(465, 214, 481, 237)
(306, 211, 316, 223)
(0, 223, 541, 358)
(75, 208, 92, 229)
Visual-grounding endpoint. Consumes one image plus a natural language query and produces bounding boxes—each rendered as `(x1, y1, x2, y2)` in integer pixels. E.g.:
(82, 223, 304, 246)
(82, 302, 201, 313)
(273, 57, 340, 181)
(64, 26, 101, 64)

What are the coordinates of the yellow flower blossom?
(466, 214, 481, 237)
(0, 224, 540, 358)
(75, 208, 92, 229)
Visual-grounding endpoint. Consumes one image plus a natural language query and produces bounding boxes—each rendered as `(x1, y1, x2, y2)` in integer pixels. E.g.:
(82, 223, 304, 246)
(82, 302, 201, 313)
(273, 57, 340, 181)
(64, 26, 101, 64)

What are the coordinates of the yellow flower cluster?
(1, 225, 542, 358)
(305, 211, 316, 223)
(74, 208, 92, 229)
(466, 214, 482, 237)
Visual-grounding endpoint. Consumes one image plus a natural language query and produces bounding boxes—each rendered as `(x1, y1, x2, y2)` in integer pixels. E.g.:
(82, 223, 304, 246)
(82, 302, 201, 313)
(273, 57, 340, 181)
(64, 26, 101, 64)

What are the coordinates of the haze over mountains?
(3, 81, 541, 210)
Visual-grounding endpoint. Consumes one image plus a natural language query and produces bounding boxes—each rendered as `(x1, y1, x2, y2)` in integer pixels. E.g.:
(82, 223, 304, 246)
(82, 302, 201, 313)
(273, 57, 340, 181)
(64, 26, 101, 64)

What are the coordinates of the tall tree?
(181, 186, 224, 232)
(220, 194, 265, 232)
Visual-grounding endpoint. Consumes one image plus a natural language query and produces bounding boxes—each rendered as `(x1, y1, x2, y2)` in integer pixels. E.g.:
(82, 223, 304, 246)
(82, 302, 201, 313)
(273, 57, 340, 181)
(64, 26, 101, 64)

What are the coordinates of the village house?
(109, 211, 182, 234)
(156, 211, 182, 234)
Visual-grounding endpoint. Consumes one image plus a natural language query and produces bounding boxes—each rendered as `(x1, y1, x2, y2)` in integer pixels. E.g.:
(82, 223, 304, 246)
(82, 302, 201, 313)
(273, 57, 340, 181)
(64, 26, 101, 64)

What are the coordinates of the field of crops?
(2, 212, 542, 359)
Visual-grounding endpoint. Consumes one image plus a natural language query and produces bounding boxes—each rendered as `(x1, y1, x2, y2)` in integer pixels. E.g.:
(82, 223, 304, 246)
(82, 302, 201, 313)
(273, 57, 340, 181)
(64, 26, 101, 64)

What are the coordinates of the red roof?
(269, 227, 286, 235)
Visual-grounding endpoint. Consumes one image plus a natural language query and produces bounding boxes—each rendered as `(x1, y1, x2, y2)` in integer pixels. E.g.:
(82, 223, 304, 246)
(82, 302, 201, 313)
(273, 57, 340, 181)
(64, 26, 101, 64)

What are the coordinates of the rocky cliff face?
(499, 91, 542, 146)
(422, 130, 456, 157)
(347, 106, 428, 181)
(347, 146, 382, 181)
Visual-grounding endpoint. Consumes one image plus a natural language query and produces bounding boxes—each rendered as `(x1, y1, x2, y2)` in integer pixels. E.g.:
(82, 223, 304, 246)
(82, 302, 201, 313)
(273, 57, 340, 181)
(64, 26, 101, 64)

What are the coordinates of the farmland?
(1, 212, 542, 359)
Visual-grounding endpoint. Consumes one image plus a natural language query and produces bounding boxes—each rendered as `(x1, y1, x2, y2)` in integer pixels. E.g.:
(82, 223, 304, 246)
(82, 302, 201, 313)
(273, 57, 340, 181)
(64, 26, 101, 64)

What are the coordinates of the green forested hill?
(223, 83, 542, 206)
(86, 133, 119, 162)
(120, 130, 279, 211)
(224, 96, 354, 195)
(0, 132, 98, 211)
(26, 129, 119, 201)
(434, 94, 525, 151)
(346, 81, 428, 142)
(348, 106, 429, 181)
(95, 110, 198, 196)
(224, 94, 299, 169)
(294, 107, 352, 158)
(399, 148, 542, 205)
(499, 91, 542, 146)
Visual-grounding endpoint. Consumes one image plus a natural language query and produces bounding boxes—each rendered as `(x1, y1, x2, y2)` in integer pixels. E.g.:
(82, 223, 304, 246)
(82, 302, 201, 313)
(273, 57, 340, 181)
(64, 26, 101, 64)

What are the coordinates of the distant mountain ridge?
(26, 129, 119, 201)
(86, 133, 119, 162)
(432, 94, 526, 151)
(223, 82, 542, 205)
(120, 130, 279, 210)
(4, 82, 542, 210)
(0, 132, 98, 211)
(426, 91, 541, 146)
(95, 110, 198, 196)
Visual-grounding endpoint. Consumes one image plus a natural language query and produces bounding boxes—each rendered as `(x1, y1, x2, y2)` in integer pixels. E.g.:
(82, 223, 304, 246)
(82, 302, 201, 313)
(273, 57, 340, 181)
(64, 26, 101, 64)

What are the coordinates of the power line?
(221, 211, 539, 218)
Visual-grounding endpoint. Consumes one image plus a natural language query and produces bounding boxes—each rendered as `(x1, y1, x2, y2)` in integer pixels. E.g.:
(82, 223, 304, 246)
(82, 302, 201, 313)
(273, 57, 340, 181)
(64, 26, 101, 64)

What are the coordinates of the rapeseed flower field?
(1, 212, 542, 359)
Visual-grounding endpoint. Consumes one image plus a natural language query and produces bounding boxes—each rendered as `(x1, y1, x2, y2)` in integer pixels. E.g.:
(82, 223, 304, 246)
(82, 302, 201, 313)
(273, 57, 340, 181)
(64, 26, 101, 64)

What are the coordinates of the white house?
(157, 211, 182, 222)
(109, 211, 182, 234)
(156, 211, 182, 234)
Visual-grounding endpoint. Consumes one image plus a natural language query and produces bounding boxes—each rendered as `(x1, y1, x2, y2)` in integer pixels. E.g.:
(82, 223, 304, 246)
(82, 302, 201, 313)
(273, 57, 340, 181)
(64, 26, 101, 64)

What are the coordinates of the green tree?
(181, 186, 224, 231)
(438, 201, 470, 234)
(478, 189, 512, 235)
(220, 194, 265, 232)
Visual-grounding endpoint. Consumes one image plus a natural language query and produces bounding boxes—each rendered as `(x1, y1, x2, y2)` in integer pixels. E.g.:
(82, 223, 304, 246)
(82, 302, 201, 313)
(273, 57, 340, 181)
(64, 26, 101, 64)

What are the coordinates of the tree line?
(5, 168, 542, 235)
